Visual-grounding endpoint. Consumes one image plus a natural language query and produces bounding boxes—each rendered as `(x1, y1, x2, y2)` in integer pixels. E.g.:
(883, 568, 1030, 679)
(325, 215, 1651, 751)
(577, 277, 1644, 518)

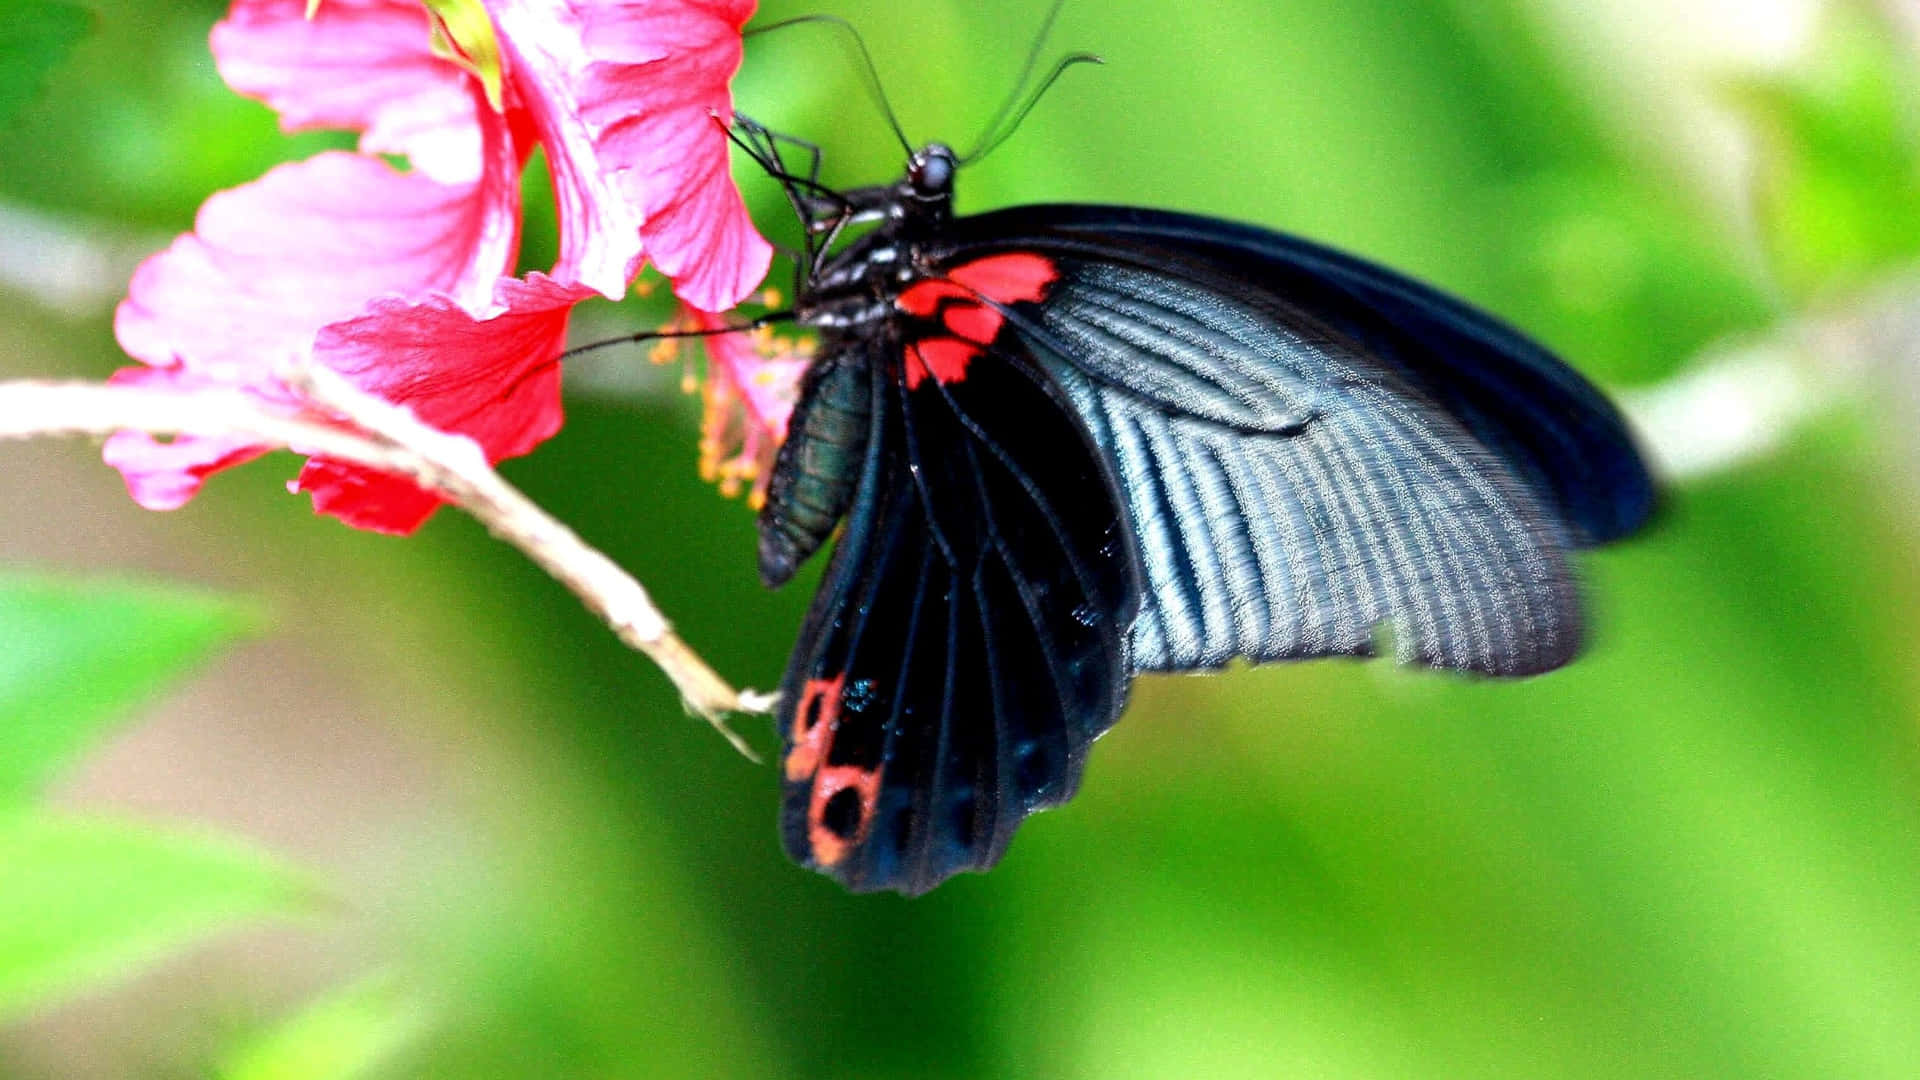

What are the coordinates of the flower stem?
(0, 373, 770, 761)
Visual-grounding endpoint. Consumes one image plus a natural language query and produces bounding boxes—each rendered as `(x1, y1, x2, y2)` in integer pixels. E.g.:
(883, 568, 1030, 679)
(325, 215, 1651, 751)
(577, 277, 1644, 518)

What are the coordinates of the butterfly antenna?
(747, 13, 913, 156)
(965, 0, 1067, 161)
(959, 51, 1103, 166)
(558, 313, 796, 362)
(726, 115, 847, 202)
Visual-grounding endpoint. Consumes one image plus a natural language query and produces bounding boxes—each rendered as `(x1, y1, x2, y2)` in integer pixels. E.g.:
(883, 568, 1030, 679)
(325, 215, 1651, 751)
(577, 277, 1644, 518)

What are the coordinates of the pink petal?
(293, 273, 594, 533)
(115, 144, 519, 382)
(488, 0, 645, 299)
(492, 0, 770, 309)
(213, 0, 484, 183)
(579, 0, 769, 310)
(104, 431, 272, 512)
(101, 367, 272, 512)
(109, 140, 524, 519)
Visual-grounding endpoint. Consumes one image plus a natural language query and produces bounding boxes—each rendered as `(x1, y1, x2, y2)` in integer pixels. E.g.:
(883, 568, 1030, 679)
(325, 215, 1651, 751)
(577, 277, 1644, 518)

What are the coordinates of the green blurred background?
(5, 0, 1920, 1076)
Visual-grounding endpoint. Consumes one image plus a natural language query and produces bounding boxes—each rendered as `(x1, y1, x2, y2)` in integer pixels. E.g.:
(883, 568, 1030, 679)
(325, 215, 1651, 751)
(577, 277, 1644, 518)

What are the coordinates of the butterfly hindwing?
(774, 294, 1138, 894)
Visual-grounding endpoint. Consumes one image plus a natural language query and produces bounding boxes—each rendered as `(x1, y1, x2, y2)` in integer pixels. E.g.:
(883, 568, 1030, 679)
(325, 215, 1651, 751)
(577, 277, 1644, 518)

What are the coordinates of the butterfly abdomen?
(758, 348, 874, 588)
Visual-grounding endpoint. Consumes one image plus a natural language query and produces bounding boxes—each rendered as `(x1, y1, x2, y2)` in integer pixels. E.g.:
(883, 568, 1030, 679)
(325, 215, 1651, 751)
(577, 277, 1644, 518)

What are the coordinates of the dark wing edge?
(964, 204, 1659, 547)
(773, 329, 1138, 895)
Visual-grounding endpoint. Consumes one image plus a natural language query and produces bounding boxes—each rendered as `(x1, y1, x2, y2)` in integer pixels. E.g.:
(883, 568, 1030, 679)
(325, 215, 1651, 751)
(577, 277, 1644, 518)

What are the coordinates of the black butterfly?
(730, 118, 1655, 895)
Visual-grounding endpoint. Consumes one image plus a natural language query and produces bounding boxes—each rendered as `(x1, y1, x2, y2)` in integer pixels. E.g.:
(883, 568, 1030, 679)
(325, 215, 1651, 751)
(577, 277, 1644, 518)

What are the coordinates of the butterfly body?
(756, 141, 1654, 895)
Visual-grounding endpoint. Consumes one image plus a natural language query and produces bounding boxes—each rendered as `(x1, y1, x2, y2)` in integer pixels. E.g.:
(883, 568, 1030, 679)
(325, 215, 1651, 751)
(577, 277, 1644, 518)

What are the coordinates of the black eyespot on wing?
(821, 786, 865, 838)
(774, 328, 1139, 895)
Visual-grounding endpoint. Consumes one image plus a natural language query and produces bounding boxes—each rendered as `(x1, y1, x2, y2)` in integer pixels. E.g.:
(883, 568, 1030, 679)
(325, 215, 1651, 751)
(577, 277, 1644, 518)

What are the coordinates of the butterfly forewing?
(985, 247, 1582, 675)
(969, 205, 1657, 545)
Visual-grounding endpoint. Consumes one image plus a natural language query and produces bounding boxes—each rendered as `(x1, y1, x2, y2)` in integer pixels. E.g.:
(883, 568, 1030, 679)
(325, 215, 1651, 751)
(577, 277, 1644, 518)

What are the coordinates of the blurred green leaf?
(0, 575, 260, 800)
(1497, 170, 1774, 382)
(0, 0, 90, 129)
(0, 814, 320, 1022)
(219, 974, 431, 1080)
(1733, 7, 1920, 298)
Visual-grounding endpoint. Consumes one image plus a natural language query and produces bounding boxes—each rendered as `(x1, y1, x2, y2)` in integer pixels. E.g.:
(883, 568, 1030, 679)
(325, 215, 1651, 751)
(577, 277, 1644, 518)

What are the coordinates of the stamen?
(687, 311, 808, 507)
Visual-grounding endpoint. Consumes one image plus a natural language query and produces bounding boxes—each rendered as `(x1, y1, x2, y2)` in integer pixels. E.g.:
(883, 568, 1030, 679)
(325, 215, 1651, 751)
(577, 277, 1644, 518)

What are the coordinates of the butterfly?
(727, 117, 1656, 896)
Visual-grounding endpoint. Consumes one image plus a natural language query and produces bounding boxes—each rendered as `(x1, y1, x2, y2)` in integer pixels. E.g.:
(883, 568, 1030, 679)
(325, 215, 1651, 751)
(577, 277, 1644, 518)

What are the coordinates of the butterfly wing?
(969, 204, 1658, 547)
(773, 317, 1138, 895)
(927, 227, 1634, 677)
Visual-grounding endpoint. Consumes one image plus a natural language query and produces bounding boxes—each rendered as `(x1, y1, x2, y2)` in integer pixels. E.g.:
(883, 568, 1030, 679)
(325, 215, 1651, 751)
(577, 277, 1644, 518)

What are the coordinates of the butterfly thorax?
(793, 143, 958, 329)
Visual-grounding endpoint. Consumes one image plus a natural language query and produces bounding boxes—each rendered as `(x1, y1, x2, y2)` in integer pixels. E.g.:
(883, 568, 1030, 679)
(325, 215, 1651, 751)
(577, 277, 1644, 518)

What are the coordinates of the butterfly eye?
(908, 144, 956, 197)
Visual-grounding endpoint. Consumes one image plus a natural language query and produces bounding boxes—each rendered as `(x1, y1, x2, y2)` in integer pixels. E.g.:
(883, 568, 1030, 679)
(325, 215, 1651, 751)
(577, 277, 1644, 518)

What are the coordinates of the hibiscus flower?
(107, 0, 778, 533)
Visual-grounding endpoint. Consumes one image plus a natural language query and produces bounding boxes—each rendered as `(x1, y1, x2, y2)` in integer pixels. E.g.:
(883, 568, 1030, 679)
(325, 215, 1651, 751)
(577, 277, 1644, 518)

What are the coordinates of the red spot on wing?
(946, 252, 1059, 306)
(785, 674, 886, 866)
(896, 279, 971, 319)
(904, 338, 981, 390)
(941, 303, 1002, 346)
(808, 763, 884, 867)
(895, 251, 1060, 391)
(784, 673, 845, 782)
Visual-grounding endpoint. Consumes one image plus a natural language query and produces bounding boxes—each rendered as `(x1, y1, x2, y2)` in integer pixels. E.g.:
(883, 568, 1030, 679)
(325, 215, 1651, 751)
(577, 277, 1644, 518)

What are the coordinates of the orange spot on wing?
(904, 338, 981, 389)
(783, 673, 845, 782)
(947, 252, 1059, 306)
(808, 763, 884, 867)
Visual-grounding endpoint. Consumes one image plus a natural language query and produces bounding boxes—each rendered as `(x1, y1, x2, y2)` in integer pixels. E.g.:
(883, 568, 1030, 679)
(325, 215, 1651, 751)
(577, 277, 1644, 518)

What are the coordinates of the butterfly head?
(905, 143, 957, 203)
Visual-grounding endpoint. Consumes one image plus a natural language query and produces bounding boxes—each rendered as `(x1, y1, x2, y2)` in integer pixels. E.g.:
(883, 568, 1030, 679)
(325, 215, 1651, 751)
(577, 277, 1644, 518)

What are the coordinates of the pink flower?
(109, 0, 774, 533)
